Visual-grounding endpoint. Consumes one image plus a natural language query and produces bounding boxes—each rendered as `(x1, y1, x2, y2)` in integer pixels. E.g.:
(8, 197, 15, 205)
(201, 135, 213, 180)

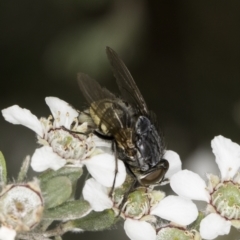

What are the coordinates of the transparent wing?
(77, 73, 115, 104)
(106, 46, 149, 116)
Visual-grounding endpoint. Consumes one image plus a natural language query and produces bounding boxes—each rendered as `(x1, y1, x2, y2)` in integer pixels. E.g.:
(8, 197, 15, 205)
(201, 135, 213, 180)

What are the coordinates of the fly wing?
(106, 46, 149, 116)
(77, 73, 115, 104)
(78, 72, 134, 137)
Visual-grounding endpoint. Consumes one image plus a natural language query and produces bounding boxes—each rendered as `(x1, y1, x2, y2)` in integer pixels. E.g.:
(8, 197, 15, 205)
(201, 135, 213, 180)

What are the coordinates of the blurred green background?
(1, 0, 240, 239)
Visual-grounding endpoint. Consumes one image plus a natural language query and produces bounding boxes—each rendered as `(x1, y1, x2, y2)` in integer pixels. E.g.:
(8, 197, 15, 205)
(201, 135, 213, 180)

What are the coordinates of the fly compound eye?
(141, 169, 165, 186)
(140, 159, 169, 186)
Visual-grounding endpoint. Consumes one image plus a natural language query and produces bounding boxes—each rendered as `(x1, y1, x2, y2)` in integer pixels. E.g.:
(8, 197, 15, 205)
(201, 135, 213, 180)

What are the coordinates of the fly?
(78, 47, 169, 191)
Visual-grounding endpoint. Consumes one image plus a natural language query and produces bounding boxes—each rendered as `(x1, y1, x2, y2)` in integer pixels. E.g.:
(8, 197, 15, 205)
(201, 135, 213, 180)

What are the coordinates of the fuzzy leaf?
(42, 176, 72, 209)
(0, 151, 7, 184)
(43, 199, 91, 220)
(39, 166, 83, 184)
(17, 155, 30, 182)
(63, 209, 116, 231)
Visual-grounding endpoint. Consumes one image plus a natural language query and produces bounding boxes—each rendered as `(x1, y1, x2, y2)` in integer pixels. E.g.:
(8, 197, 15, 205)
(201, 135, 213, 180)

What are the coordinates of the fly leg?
(117, 176, 139, 217)
(109, 140, 118, 197)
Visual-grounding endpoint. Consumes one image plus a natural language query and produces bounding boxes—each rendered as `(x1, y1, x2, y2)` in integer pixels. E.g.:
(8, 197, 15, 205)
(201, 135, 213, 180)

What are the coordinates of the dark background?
(1, 0, 240, 239)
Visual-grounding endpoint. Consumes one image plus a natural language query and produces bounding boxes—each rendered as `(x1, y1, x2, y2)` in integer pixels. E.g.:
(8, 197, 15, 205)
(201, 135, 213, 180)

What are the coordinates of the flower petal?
(84, 153, 126, 187)
(170, 170, 210, 202)
(200, 213, 231, 239)
(83, 178, 113, 211)
(45, 97, 78, 129)
(31, 146, 66, 172)
(163, 150, 182, 179)
(151, 195, 198, 225)
(211, 135, 240, 180)
(2, 105, 43, 137)
(124, 219, 156, 240)
(0, 226, 16, 240)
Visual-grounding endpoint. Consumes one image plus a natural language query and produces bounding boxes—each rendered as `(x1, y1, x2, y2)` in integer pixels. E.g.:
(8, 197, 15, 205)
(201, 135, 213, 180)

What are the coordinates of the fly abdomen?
(90, 99, 116, 135)
(89, 98, 135, 136)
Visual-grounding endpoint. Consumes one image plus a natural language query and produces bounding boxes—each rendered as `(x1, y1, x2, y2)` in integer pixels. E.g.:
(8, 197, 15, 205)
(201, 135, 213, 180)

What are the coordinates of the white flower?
(170, 135, 240, 239)
(2, 97, 80, 172)
(83, 179, 197, 239)
(83, 149, 182, 211)
(83, 150, 198, 240)
(1, 97, 126, 187)
(0, 226, 16, 240)
(82, 178, 159, 239)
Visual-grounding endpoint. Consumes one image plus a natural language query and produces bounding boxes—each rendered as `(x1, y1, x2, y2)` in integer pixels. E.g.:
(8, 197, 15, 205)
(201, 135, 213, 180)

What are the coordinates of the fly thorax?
(135, 116, 162, 170)
(115, 128, 136, 156)
(135, 116, 151, 134)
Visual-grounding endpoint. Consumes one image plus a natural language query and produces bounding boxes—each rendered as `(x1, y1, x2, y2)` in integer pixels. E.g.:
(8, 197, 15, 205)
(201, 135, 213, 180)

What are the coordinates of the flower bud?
(0, 179, 43, 232)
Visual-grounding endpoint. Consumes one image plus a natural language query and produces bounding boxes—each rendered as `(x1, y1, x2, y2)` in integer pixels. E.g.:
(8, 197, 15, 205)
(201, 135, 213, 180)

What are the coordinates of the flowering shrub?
(0, 97, 239, 240)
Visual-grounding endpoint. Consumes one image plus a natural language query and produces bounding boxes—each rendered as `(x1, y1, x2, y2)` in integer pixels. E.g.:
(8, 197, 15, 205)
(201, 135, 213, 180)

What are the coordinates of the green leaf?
(17, 155, 30, 182)
(42, 176, 72, 209)
(0, 151, 7, 184)
(39, 166, 83, 184)
(43, 199, 91, 221)
(63, 209, 117, 232)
